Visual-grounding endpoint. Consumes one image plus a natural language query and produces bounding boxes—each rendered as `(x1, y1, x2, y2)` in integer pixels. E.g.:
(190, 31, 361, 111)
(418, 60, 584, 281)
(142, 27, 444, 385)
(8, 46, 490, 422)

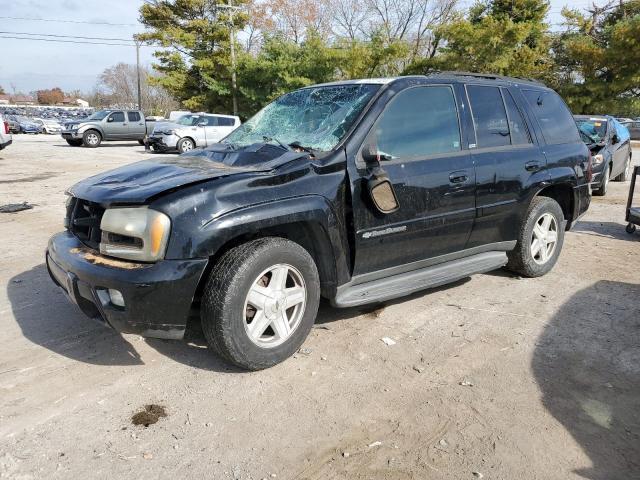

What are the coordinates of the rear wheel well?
(535, 184, 574, 226)
(186, 223, 336, 335)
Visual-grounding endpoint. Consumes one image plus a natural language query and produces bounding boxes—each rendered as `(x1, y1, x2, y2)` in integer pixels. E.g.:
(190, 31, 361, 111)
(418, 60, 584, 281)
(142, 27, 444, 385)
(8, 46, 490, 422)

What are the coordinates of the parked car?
(60, 109, 153, 147)
(47, 73, 591, 370)
(575, 115, 633, 195)
(621, 120, 640, 140)
(7, 115, 40, 134)
(147, 113, 241, 153)
(0, 113, 12, 150)
(5, 115, 21, 134)
(33, 118, 62, 134)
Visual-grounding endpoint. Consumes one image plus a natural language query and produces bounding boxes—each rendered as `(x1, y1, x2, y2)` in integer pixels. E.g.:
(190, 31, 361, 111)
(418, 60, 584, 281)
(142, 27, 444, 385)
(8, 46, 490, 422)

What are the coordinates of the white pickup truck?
(147, 113, 241, 153)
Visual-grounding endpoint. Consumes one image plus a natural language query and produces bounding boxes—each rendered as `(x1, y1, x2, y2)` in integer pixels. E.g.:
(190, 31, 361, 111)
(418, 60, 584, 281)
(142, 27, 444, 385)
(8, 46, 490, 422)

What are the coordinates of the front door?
(349, 84, 476, 278)
(104, 111, 126, 139)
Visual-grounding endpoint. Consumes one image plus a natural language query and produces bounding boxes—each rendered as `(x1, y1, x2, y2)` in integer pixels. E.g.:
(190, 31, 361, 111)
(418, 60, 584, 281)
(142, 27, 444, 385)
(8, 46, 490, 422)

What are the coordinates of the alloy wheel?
(87, 133, 99, 145)
(243, 264, 307, 348)
(530, 212, 558, 265)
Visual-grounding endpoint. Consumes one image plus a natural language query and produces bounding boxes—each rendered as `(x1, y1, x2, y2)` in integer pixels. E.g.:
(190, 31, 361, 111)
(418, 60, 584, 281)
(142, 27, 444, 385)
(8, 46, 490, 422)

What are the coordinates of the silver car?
(0, 114, 13, 150)
(33, 118, 62, 134)
(148, 113, 241, 153)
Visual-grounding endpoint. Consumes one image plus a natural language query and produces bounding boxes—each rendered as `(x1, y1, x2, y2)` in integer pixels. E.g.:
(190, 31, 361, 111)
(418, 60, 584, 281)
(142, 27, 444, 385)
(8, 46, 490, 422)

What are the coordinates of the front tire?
(66, 139, 82, 146)
(201, 237, 320, 370)
(177, 137, 195, 154)
(82, 130, 101, 148)
(506, 196, 565, 278)
(593, 164, 610, 196)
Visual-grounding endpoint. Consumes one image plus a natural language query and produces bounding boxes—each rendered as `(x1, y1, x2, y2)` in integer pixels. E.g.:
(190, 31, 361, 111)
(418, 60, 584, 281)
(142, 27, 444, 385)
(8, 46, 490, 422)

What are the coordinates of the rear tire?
(506, 196, 565, 278)
(614, 154, 632, 182)
(201, 237, 320, 370)
(82, 130, 101, 148)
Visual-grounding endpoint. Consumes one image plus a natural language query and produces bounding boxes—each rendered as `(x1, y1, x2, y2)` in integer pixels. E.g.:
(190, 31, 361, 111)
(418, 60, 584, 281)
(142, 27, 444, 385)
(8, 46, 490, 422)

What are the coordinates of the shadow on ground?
(572, 220, 639, 241)
(532, 280, 640, 479)
(8, 262, 471, 372)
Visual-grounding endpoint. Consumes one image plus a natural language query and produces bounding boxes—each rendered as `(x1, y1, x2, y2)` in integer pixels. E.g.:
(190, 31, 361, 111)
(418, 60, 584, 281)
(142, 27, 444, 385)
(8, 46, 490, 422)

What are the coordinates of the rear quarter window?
(522, 89, 580, 145)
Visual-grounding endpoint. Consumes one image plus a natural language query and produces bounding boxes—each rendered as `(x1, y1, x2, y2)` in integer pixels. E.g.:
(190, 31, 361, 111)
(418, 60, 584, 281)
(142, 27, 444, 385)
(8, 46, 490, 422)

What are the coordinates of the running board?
(333, 251, 508, 308)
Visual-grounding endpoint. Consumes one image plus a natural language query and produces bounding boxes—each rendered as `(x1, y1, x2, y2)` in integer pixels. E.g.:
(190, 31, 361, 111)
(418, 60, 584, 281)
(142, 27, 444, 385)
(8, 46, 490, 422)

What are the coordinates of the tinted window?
(373, 86, 461, 160)
(109, 112, 125, 122)
(503, 90, 531, 145)
(218, 117, 235, 127)
(613, 119, 630, 142)
(127, 111, 141, 122)
(467, 86, 510, 148)
(523, 90, 580, 145)
(203, 116, 218, 126)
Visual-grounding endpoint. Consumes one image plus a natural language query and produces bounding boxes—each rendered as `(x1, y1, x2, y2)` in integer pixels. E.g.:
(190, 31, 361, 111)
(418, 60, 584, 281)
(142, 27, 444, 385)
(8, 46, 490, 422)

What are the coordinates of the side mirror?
(612, 133, 619, 144)
(198, 121, 207, 127)
(107, 117, 114, 123)
(368, 176, 399, 214)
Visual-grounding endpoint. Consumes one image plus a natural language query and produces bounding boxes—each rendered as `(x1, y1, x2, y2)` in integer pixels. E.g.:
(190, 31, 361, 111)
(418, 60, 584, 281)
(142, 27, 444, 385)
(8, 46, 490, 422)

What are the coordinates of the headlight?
(592, 154, 604, 165)
(99, 207, 171, 262)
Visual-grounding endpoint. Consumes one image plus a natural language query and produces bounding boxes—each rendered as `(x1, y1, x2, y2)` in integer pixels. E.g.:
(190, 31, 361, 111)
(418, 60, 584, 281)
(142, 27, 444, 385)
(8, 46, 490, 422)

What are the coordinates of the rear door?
(465, 85, 548, 247)
(349, 84, 476, 277)
(126, 111, 146, 139)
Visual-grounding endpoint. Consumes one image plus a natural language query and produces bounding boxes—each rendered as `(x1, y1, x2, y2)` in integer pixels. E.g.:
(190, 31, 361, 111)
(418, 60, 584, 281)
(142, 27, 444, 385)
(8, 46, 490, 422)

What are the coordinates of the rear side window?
(373, 85, 461, 160)
(467, 86, 510, 148)
(502, 89, 531, 145)
(204, 116, 219, 126)
(217, 117, 236, 127)
(522, 90, 580, 145)
(109, 112, 125, 122)
(127, 112, 141, 122)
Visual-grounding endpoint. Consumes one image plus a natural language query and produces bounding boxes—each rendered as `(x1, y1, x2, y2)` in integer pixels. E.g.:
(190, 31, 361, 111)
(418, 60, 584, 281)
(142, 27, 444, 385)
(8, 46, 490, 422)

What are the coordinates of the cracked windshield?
(576, 118, 608, 144)
(224, 84, 380, 152)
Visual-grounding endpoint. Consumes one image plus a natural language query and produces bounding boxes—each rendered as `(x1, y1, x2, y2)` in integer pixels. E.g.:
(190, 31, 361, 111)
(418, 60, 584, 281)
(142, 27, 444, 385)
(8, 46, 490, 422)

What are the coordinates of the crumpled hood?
(69, 143, 309, 205)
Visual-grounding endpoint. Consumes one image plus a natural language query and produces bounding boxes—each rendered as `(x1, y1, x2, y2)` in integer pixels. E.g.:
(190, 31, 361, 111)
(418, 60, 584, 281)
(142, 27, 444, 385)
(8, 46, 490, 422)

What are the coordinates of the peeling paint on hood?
(69, 143, 309, 205)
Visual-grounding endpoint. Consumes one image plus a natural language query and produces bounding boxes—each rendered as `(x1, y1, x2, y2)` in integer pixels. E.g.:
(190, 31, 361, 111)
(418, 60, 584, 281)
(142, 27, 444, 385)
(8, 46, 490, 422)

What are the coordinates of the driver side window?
(109, 112, 125, 123)
(371, 86, 461, 161)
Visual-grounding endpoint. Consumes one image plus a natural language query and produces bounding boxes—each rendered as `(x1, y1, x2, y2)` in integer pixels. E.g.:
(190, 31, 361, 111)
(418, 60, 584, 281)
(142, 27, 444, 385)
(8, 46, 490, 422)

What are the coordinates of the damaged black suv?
(47, 73, 591, 370)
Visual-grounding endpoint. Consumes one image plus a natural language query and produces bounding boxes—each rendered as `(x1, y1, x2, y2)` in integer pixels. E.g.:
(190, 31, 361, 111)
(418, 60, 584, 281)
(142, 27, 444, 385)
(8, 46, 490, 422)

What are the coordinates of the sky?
(0, 0, 606, 95)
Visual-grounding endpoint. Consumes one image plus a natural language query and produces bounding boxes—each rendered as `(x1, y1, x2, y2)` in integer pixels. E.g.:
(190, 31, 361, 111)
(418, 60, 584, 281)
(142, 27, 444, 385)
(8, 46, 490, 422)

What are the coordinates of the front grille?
(66, 197, 105, 250)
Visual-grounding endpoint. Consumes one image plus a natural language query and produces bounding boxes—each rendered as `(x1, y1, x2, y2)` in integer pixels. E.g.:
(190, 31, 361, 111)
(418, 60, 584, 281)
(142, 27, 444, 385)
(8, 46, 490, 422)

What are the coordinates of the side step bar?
(333, 251, 508, 308)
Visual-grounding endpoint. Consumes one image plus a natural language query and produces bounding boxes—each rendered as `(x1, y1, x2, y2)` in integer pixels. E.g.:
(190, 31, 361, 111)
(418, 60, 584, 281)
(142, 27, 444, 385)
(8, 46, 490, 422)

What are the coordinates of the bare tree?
(95, 63, 178, 115)
(330, 0, 370, 40)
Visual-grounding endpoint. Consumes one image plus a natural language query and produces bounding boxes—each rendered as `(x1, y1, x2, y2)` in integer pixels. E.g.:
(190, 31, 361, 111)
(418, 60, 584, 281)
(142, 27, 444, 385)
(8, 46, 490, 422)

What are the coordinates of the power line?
(0, 31, 138, 42)
(0, 15, 139, 26)
(0, 35, 140, 47)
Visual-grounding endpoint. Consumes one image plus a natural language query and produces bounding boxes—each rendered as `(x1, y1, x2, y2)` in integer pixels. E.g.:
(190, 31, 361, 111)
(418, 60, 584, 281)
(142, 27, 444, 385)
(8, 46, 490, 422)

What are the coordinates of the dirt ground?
(1, 134, 639, 480)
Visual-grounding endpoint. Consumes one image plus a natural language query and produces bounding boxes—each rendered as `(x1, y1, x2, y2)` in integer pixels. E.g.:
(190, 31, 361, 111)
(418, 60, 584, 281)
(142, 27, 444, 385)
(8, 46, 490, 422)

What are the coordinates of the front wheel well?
(535, 184, 574, 227)
(187, 223, 337, 333)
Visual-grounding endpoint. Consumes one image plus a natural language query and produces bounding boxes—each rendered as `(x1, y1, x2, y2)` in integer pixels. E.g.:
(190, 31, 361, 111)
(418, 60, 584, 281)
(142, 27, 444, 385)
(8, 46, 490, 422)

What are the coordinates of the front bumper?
(148, 134, 179, 151)
(61, 130, 82, 139)
(46, 231, 208, 339)
(0, 138, 11, 149)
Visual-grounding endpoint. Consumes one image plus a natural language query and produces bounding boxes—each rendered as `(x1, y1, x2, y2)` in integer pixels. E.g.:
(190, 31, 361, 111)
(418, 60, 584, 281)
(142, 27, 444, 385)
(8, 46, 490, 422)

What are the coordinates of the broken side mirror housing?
(368, 176, 400, 214)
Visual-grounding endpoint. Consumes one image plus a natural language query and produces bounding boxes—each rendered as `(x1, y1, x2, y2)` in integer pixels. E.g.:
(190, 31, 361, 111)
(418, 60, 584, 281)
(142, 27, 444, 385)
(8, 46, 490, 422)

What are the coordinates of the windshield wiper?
(289, 141, 317, 155)
(263, 136, 291, 151)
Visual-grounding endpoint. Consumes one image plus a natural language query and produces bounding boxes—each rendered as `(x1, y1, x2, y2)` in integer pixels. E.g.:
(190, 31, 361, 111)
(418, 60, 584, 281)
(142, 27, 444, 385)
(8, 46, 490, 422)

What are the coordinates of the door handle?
(449, 171, 469, 184)
(525, 161, 542, 172)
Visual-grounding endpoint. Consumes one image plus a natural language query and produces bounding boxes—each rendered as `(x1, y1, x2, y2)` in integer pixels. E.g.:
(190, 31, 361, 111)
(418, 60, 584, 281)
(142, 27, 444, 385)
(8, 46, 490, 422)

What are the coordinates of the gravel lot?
(1, 134, 639, 480)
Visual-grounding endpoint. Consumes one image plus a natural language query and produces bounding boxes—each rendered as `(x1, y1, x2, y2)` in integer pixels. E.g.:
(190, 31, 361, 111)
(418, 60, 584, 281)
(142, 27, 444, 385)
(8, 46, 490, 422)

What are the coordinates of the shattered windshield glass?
(576, 118, 608, 144)
(224, 84, 380, 152)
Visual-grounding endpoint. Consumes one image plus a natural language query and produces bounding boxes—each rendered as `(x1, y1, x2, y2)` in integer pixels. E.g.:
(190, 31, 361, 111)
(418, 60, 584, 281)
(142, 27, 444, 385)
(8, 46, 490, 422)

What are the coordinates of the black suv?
(47, 73, 591, 370)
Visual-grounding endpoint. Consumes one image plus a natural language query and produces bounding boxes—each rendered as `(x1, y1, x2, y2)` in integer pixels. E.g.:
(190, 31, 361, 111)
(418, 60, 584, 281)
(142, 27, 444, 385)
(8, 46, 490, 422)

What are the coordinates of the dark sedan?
(621, 120, 640, 140)
(575, 115, 633, 196)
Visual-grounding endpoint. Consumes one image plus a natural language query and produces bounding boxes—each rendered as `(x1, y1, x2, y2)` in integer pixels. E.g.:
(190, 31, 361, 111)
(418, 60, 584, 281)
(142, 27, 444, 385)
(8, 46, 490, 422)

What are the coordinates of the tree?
(554, 1, 640, 116)
(137, 0, 249, 114)
(405, 0, 555, 81)
(36, 88, 65, 105)
(93, 62, 178, 115)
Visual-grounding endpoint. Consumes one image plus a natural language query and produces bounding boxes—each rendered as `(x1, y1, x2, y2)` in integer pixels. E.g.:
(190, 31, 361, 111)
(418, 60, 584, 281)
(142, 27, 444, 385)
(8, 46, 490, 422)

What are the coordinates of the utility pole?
(135, 40, 142, 111)
(217, 3, 241, 117)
